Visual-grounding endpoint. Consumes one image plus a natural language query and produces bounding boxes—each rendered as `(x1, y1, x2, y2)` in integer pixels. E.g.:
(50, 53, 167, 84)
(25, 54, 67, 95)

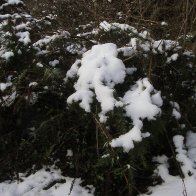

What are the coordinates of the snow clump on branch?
(66, 43, 126, 122)
(65, 43, 163, 152)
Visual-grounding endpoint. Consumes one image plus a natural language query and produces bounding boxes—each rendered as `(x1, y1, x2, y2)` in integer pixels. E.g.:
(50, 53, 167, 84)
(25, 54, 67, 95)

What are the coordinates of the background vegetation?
(0, 0, 195, 195)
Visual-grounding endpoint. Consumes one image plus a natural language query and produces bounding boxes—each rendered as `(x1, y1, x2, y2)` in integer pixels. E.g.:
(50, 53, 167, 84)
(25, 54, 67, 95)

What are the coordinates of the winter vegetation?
(0, 0, 196, 195)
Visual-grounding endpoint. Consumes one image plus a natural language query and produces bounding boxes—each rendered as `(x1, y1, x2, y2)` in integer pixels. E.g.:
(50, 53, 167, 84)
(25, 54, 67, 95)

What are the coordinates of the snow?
(1, 51, 14, 61)
(173, 135, 195, 176)
(66, 43, 126, 120)
(101, 154, 110, 158)
(15, 23, 30, 31)
(111, 125, 142, 152)
(171, 101, 181, 120)
(77, 21, 139, 38)
(109, 23, 180, 57)
(99, 21, 138, 34)
(0, 0, 22, 9)
(151, 91, 163, 107)
(0, 14, 11, 19)
(74, 21, 181, 63)
(66, 44, 87, 55)
(161, 21, 168, 26)
(167, 53, 179, 63)
(183, 51, 194, 57)
(143, 134, 196, 196)
(49, 60, 59, 67)
(180, 124, 186, 129)
(111, 78, 162, 152)
(0, 167, 94, 196)
(33, 31, 70, 48)
(66, 42, 163, 152)
(171, 53, 179, 61)
(130, 38, 138, 49)
(144, 166, 196, 196)
(18, 49, 22, 54)
(16, 31, 31, 45)
(126, 67, 137, 75)
(152, 40, 179, 54)
(118, 47, 136, 57)
(170, 101, 180, 110)
(186, 132, 196, 168)
(64, 60, 81, 82)
(152, 40, 164, 53)
(0, 82, 12, 91)
(36, 62, 44, 68)
(141, 132, 151, 138)
(29, 82, 38, 87)
(123, 78, 161, 122)
(66, 149, 73, 157)
(7, 0, 22, 4)
(99, 21, 113, 31)
(0, 2, 194, 193)
(172, 108, 181, 119)
(33, 35, 57, 47)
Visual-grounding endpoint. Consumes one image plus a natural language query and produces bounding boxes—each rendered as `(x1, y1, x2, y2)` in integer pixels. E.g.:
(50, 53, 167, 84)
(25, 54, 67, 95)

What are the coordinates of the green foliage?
(0, 1, 195, 196)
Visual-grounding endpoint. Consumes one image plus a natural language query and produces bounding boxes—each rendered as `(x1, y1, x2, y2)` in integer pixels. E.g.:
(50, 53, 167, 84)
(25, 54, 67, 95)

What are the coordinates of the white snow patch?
(143, 135, 196, 196)
(36, 62, 44, 68)
(186, 132, 196, 168)
(66, 42, 163, 152)
(66, 150, 73, 157)
(29, 82, 38, 87)
(167, 53, 179, 63)
(49, 59, 59, 67)
(161, 21, 168, 26)
(99, 21, 138, 34)
(0, 167, 94, 196)
(16, 31, 31, 45)
(66, 44, 87, 55)
(0, 14, 11, 19)
(170, 101, 181, 120)
(0, 82, 12, 91)
(118, 47, 136, 57)
(64, 60, 81, 82)
(66, 43, 126, 121)
(101, 154, 110, 158)
(1, 51, 14, 61)
(171, 53, 179, 61)
(151, 91, 163, 107)
(111, 78, 162, 152)
(126, 67, 137, 75)
(123, 78, 161, 122)
(33, 31, 70, 48)
(7, 0, 21, 4)
(15, 23, 30, 31)
(172, 108, 181, 120)
(130, 38, 137, 49)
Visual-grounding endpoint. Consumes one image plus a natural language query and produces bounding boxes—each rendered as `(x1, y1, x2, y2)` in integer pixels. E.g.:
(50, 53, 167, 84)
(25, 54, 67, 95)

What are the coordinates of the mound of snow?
(111, 78, 162, 152)
(66, 43, 126, 122)
(0, 167, 94, 196)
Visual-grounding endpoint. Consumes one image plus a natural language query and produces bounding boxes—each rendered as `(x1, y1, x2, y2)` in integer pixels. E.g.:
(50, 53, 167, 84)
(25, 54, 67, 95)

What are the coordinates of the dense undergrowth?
(0, 0, 195, 195)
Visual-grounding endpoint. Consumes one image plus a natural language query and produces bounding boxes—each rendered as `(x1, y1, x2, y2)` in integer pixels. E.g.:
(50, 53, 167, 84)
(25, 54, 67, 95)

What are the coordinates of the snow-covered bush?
(0, 0, 78, 178)
(0, 1, 195, 196)
(62, 21, 195, 194)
